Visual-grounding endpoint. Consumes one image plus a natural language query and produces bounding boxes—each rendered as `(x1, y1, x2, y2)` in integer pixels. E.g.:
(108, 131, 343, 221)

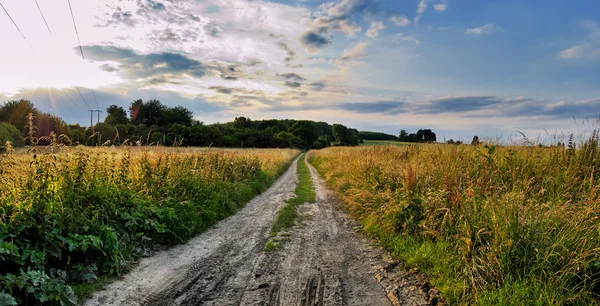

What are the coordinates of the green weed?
(266, 154, 315, 250)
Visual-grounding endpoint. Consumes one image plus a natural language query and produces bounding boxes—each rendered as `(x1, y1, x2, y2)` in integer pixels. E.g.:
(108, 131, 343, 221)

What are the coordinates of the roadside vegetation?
(0, 145, 298, 305)
(266, 154, 315, 251)
(360, 140, 413, 147)
(308, 139, 600, 305)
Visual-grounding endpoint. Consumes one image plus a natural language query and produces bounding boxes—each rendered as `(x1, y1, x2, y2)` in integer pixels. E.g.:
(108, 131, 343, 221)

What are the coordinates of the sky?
(0, 0, 599, 141)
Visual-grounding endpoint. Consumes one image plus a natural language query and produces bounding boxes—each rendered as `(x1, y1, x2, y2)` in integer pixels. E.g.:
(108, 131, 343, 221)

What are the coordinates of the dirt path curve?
(85, 155, 440, 306)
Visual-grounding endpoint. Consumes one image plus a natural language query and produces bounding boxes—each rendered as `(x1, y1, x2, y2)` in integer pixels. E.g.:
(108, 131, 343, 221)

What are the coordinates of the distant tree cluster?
(398, 129, 437, 143)
(0, 122, 23, 147)
(0, 100, 81, 146)
(446, 136, 481, 146)
(358, 131, 397, 141)
(333, 124, 360, 146)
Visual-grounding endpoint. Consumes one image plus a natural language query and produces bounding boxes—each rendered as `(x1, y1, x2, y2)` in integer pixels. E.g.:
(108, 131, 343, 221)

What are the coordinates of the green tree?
(138, 99, 166, 126)
(0, 100, 37, 133)
(163, 106, 193, 126)
(105, 105, 129, 125)
(233, 116, 252, 129)
(399, 129, 408, 141)
(0, 122, 24, 146)
(290, 120, 318, 150)
(332, 124, 359, 146)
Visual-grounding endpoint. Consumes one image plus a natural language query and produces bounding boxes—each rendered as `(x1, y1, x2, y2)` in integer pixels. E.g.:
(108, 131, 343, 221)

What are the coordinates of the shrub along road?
(85, 155, 440, 306)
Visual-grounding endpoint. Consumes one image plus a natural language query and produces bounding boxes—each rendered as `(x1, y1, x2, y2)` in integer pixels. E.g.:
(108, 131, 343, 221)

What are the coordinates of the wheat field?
(309, 143, 600, 305)
(0, 146, 298, 304)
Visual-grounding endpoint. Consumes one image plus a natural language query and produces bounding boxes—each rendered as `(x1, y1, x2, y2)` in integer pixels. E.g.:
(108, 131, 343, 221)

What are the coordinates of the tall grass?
(308, 140, 600, 305)
(0, 146, 298, 304)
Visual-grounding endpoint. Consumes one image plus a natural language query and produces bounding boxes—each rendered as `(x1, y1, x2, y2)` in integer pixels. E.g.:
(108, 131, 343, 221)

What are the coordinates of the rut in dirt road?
(86, 155, 441, 306)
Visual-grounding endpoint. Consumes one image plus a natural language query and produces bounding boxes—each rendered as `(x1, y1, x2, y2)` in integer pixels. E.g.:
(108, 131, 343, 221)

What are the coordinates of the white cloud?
(334, 42, 368, 68)
(366, 21, 385, 39)
(433, 3, 448, 12)
(389, 14, 411, 26)
(466, 23, 497, 35)
(558, 20, 600, 60)
(393, 34, 420, 45)
(417, 0, 428, 14)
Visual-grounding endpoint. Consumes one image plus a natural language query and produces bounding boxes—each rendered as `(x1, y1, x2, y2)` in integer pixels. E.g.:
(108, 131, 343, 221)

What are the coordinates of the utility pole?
(96, 110, 102, 125)
(88, 110, 103, 133)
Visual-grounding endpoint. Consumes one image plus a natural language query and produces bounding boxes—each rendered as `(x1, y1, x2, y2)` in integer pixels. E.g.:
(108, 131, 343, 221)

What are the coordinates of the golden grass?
(309, 144, 600, 305)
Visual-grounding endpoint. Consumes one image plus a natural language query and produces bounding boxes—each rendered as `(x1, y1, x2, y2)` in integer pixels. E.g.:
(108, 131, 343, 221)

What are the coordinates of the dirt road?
(85, 156, 440, 306)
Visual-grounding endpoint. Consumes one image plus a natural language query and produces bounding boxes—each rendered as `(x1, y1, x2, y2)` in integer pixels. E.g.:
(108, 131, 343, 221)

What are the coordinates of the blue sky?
(0, 0, 599, 141)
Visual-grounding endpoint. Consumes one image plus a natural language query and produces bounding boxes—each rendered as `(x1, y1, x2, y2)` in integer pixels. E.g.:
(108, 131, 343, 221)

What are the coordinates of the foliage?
(358, 131, 398, 141)
(308, 141, 600, 305)
(0, 147, 298, 304)
(332, 124, 359, 146)
(104, 105, 129, 125)
(290, 120, 319, 150)
(399, 129, 437, 143)
(0, 123, 23, 147)
(0, 100, 69, 144)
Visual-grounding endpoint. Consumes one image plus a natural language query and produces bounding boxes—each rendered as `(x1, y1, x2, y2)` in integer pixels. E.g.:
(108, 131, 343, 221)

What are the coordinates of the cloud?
(99, 64, 119, 72)
(284, 81, 302, 88)
(417, 96, 504, 113)
(325, 0, 369, 19)
(335, 42, 368, 67)
(83, 45, 210, 79)
(300, 0, 371, 50)
(366, 21, 385, 39)
(466, 23, 497, 35)
(417, 0, 428, 14)
(328, 95, 600, 120)
(389, 14, 410, 26)
(275, 42, 296, 63)
(147, 0, 165, 11)
(209, 86, 233, 94)
(308, 81, 326, 91)
(277, 73, 306, 81)
(98, 7, 136, 27)
(393, 34, 420, 45)
(299, 31, 331, 51)
(338, 101, 405, 114)
(558, 20, 600, 60)
(433, 3, 448, 12)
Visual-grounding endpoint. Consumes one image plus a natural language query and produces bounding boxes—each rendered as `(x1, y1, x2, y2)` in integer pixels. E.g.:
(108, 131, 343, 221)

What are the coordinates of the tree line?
(0, 99, 362, 150)
(1, 99, 450, 149)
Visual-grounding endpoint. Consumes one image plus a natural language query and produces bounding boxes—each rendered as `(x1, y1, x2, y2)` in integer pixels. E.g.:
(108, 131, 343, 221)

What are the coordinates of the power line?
(91, 88, 100, 109)
(67, 0, 84, 60)
(34, 0, 51, 34)
(0, 1, 34, 50)
(61, 88, 80, 109)
(66, 0, 102, 111)
(75, 86, 91, 109)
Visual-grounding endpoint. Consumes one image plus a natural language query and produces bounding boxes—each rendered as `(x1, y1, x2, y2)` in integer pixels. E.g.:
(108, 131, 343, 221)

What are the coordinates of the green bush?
(0, 122, 23, 147)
